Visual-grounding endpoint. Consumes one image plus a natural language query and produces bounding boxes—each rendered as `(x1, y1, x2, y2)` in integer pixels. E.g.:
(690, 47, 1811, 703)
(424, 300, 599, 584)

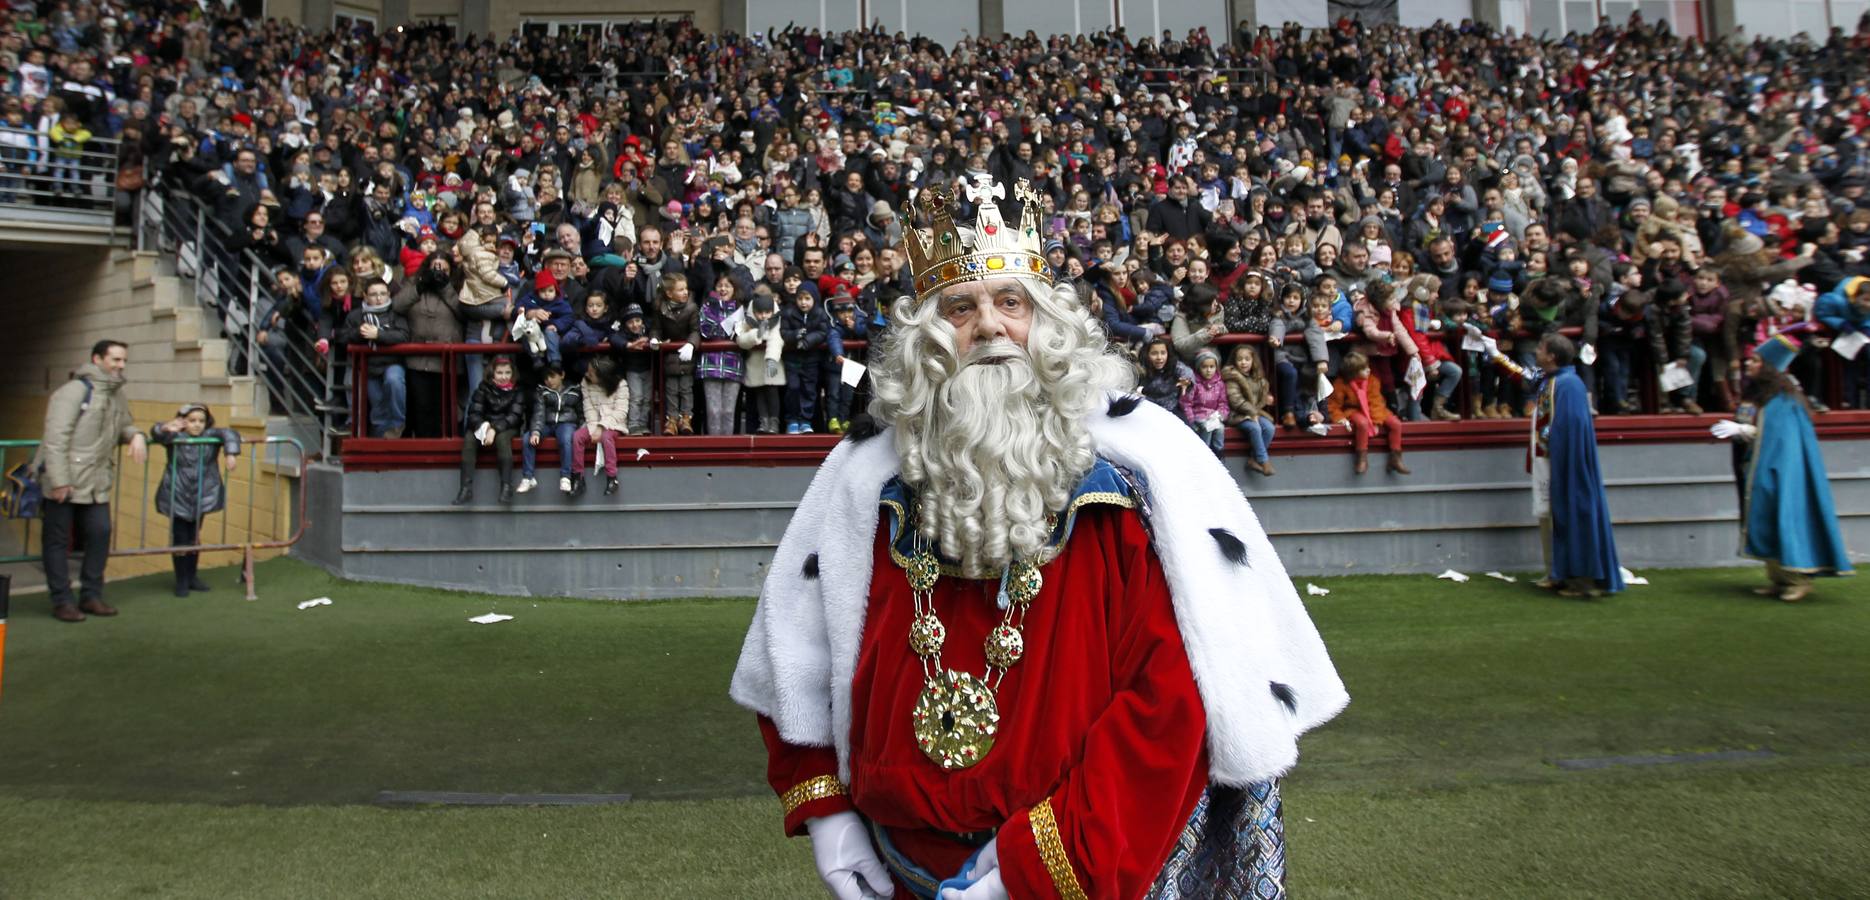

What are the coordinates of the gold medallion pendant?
(913, 669, 999, 770)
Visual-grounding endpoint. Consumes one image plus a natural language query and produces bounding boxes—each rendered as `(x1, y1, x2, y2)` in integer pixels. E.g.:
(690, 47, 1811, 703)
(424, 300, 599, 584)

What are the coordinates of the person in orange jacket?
(1327, 351, 1410, 475)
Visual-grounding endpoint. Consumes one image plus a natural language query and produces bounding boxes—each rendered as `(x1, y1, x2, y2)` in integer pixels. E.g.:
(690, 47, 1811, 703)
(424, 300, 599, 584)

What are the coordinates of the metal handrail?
(0, 127, 121, 217)
(0, 436, 309, 601)
(137, 185, 326, 426)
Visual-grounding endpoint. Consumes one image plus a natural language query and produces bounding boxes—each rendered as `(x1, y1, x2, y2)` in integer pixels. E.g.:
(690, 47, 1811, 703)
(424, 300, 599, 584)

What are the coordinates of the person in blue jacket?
(1711, 334, 1854, 602)
(1813, 275, 1868, 409)
(1489, 331, 1623, 597)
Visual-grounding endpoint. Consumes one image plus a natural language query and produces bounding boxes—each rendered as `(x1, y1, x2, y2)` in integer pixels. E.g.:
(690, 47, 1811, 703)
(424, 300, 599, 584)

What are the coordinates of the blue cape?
(1744, 394, 1854, 575)
(1546, 369, 1624, 591)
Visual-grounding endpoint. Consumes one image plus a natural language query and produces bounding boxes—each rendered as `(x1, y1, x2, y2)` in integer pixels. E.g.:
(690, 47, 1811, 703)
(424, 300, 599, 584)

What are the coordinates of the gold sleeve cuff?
(779, 776, 847, 815)
(1028, 797, 1089, 900)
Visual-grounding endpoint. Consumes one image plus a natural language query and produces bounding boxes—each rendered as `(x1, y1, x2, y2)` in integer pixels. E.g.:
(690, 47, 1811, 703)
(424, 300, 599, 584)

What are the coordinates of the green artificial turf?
(0, 559, 1864, 898)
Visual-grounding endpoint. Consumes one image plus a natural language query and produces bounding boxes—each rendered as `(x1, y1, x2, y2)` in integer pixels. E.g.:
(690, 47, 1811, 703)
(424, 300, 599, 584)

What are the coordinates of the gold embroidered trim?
(1029, 797, 1088, 900)
(779, 776, 847, 815)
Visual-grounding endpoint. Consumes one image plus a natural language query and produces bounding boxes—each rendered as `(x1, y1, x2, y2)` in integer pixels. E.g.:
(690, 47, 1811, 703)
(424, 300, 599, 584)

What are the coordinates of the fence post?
(192, 204, 206, 310)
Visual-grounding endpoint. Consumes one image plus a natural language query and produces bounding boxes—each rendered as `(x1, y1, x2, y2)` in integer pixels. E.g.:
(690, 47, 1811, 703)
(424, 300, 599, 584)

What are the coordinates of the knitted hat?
(535, 271, 558, 292)
(1488, 273, 1515, 293)
(1754, 333, 1800, 372)
(1194, 347, 1221, 367)
(619, 303, 645, 321)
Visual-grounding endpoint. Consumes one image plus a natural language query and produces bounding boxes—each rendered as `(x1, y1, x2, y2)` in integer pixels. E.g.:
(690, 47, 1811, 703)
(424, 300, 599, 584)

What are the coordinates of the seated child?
(1224, 345, 1277, 475)
(574, 355, 629, 497)
(521, 364, 583, 495)
(456, 355, 527, 505)
(1328, 351, 1410, 476)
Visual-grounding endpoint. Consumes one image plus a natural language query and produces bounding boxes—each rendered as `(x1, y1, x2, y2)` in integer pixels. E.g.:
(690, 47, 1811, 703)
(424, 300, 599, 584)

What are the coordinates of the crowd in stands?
(9, 2, 1870, 488)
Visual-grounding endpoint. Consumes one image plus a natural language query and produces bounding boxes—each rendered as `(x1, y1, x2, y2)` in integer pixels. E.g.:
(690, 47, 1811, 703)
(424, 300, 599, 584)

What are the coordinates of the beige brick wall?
(0, 248, 299, 582)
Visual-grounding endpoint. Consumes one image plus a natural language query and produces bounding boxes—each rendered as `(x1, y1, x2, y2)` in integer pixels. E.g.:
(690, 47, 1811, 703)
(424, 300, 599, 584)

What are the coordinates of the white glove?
(806, 812, 895, 900)
(939, 869, 1006, 900)
(1710, 420, 1755, 440)
(677, 342, 695, 363)
(1481, 336, 1500, 358)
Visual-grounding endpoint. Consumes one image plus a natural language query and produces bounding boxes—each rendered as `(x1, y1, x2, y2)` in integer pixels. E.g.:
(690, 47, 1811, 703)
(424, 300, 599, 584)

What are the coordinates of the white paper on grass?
(1305, 583, 1331, 596)
(1484, 571, 1518, 583)
(1620, 567, 1651, 586)
(1436, 569, 1470, 583)
(840, 359, 867, 388)
(1405, 356, 1427, 401)
(1659, 361, 1695, 393)
(297, 597, 333, 610)
(469, 613, 514, 624)
(1579, 343, 1598, 366)
(1833, 330, 1868, 360)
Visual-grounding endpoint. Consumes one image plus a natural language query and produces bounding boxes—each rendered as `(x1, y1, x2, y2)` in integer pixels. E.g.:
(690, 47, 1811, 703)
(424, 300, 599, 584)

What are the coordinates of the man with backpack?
(36, 340, 146, 622)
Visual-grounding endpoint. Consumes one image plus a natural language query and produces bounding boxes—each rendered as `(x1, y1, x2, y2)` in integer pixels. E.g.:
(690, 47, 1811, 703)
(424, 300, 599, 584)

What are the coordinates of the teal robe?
(1743, 394, 1854, 575)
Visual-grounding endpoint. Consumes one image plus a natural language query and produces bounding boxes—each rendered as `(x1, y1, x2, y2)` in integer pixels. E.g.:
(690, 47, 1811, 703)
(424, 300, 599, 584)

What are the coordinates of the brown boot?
(79, 598, 118, 617)
(1387, 453, 1411, 475)
(1469, 395, 1484, 419)
(1430, 395, 1461, 421)
(52, 604, 86, 622)
(1353, 450, 1369, 474)
(662, 415, 679, 436)
(1681, 398, 1704, 415)
(678, 414, 695, 436)
(1281, 412, 1297, 429)
(1261, 461, 1276, 476)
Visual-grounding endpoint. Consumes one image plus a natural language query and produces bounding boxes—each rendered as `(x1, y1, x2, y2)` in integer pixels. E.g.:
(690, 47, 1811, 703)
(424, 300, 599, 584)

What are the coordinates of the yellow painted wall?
(0, 249, 300, 583)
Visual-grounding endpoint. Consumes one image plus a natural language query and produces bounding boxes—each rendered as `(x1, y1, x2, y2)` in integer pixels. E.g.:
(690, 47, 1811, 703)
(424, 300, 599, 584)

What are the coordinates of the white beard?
(909, 341, 1092, 577)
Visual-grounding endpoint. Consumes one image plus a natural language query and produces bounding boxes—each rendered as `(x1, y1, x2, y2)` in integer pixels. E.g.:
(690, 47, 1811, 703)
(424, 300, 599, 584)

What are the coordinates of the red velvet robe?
(762, 503, 1209, 899)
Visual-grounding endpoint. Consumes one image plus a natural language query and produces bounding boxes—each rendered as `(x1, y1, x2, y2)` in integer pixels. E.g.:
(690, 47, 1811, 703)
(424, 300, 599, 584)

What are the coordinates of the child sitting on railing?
(574, 356, 629, 497)
(151, 404, 240, 597)
(455, 355, 526, 505)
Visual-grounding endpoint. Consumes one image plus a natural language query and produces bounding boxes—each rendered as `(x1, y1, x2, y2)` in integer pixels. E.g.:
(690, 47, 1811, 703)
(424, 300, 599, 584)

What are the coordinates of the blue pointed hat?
(1755, 333, 1800, 372)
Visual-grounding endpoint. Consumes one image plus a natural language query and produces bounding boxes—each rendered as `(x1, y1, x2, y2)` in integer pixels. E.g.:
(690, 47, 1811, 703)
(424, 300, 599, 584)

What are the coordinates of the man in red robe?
(732, 178, 1348, 900)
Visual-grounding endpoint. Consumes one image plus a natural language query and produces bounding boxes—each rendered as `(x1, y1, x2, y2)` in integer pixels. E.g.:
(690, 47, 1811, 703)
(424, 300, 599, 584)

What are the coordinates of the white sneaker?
(559, 476, 573, 493)
(515, 477, 537, 494)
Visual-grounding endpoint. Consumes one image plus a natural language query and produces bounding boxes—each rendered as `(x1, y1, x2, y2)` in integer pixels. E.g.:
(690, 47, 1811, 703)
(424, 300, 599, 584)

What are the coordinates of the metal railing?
(341, 324, 1861, 442)
(0, 126, 122, 217)
(136, 185, 327, 428)
(0, 436, 309, 601)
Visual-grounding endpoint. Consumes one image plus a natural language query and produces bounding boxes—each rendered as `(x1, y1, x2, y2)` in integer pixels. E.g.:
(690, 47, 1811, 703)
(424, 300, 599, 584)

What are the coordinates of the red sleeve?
(759, 715, 855, 836)
(996, 512, 1210, 900)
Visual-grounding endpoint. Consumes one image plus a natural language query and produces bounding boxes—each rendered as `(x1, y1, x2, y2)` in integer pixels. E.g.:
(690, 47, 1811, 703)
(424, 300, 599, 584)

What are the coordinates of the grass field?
(0, 558, 1865, 899)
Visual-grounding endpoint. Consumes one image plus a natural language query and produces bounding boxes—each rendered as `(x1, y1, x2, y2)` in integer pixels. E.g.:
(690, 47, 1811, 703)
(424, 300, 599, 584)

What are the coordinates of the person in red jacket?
(732, 178, 1346, 900)
(1398, 286, 1464, 421)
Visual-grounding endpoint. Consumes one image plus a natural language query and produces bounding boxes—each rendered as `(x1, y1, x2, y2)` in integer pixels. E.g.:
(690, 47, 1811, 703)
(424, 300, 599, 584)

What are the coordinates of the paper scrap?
(1619, 567, 1650, 586)
(1436, 569, 1470, 583)
(1315, 372, 1333, 401)
(1405, 356, 1427, 401)
(1307, 423, 1330, 437)
(297, 597, 332, 610)
(1462, 332, 1488, 353)
(840, 359, 868, 388)
(468, 613, 514, 624)
(1833, 330, 1867, 360)
(1484, 571, 1518, 583)
(1659, 361, 1694, 393)
(1305, 583, 1331, 596)
(1579, 343, 1598, 366)
(635, 448, 649, 461)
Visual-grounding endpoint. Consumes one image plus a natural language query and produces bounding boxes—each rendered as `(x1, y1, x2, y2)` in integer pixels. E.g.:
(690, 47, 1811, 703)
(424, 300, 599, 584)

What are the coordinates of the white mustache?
(961, 340, 1025, 368)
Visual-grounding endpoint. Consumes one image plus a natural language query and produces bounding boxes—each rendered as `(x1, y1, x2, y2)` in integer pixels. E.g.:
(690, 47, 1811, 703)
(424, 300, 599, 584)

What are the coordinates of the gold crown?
(905, 175, 1053, 298)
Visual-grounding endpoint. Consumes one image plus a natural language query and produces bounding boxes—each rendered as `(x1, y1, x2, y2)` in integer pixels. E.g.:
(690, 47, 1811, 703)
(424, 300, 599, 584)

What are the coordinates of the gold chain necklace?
(904, 539, 1043, 771)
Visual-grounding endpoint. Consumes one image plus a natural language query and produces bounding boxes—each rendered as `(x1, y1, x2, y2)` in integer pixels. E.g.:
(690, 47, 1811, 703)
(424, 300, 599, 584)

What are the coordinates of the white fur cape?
(729, 396, 1349, 786)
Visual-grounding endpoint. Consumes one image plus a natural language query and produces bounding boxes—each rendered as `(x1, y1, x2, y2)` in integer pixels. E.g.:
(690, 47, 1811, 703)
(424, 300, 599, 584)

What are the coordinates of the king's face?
(936, 277, 1033, 359)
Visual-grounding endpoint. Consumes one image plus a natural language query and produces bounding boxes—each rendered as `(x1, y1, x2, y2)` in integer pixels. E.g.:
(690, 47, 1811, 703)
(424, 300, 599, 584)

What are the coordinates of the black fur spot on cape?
(802, 553, 819, 580)
(1270, 682, 1297, 713)
(843, 416, 881, 443)
(1209, 528, 1248, 566)
(1107, 394, 1143, 417)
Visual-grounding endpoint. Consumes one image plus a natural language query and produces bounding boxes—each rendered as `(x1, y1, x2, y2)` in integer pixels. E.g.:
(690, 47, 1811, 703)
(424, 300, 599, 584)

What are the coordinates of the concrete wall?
(0, 249, 299, 583)
(304, 436, 1870, 600)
